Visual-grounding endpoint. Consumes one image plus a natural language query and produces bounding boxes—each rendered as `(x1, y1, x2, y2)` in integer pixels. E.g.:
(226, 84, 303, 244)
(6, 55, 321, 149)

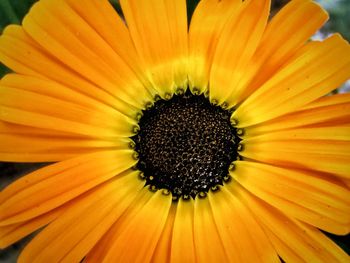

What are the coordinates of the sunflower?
(0, 0, 350, 262)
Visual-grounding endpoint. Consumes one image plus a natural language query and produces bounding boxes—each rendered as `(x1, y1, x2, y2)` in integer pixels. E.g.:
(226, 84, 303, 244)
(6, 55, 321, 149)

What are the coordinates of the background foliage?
(0, 0, 349, 262)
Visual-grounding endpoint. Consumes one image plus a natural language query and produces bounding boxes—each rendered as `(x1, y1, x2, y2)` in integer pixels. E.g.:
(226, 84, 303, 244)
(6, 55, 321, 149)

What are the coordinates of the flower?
(0, 0, 350, 262)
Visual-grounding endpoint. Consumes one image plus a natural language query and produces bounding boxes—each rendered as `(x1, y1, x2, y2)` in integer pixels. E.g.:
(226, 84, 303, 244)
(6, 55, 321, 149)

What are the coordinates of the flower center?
(132, 90, 240, 200)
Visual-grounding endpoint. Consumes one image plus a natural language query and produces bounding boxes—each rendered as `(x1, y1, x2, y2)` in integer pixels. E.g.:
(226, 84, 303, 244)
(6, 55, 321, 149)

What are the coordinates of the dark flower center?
(132, 90, 240, 200)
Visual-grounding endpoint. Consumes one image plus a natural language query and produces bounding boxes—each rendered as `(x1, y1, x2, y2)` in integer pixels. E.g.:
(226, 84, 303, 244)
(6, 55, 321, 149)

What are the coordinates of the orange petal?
(0, 150, 136, 225)
(0, 85, 136, 138)
(242, 126, 350, 178)
(151, 204, 176, 263)
(120, 0, 188, 97)
(232, 161, 350, 234)
(1, 73, 128, 120)
(0, 121, 130, 162)
(0, 205, 65, 249)
(209, 0, 270, 106)
(170, 198, 196, 262)
(63, 0, 153, 93)
(0, 25, 137, 117)
(85, 188, 153, 262)
(245, 93, 350, 136)
(208, 186, 279, 262)
(238, 186, 350, 262)
(193, 196, 228, 262)
(234, 34, 350, 127)
(18, 172, 143, 263)
(236, 0, 328, 103)
(188, 0, 241, 93)
(88, 189, 172, 263)
(22, 0, 152, 109)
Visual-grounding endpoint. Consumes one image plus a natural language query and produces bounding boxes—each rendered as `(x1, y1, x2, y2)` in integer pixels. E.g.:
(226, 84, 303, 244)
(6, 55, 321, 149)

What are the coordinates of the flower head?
(0, 0, 349, 262)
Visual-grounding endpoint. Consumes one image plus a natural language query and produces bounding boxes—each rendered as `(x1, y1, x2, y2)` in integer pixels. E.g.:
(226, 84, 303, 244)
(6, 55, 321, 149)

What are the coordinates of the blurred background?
(0, 0, 349, 262)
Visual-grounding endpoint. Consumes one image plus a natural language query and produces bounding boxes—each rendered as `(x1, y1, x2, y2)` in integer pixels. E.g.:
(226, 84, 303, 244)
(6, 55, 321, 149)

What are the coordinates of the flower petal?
(245, 93, 350, 136)
(0, 85, 136, 138)
(242, 126, 350, 178)
(63, 0, 153, 92)
(238, 186, 350, 263)
(88, 189, 172, 263)
(151, 205, 176, 263)
(209, 0, 270, 105)
(188, 0, 241, 93)
(193, 197, 228, 262)
(18, 172, 143, 263)
(84, 189, 153, 262)
(232, 161, 350, 234)
(208, 186, 279, 262)
(235, 0, 328, 103)
(0, 25, 137, 117)
(170, 198, 196, 262)
(0, 206, 64, 248)
(233, 34, 350, 127)
(120, 0, 188, 97)
(0, 121, 130, 162)
(22, 0, 152, 109)
(0, 150, 136, 226)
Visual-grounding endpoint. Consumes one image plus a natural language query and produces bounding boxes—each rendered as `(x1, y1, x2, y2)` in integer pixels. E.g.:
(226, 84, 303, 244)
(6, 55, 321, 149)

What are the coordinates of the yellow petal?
(18, 172, 143, 263)
(0, 121, 130, 162)
(236, 0, 328, 103)
(245, 93, 350, 136)
(208, 186, 279, 262)
(0, 205, 64, 248)
(233, 34, 350, 127)
(1, 73, 127, 120)
(63, 0, 154, 93)
(22, 0, 152, 109)
(0, 25, 137, 117)
(238, 187, 350, 262)
(242, 127, 350, 178)
(188, 0, 241, 93)
(233, 161, 350, 234)
(209, 0, 270, 106)
(151, 204, 176, 263)
(120, 0, 188, 97)
(0, 85, 136, 138)
(193, 197, 228, 262)
(97, 190, 172, 263)
(0, 150, 136, 225)
(85, 188, 153, 262)
(170, 198, 196, 262)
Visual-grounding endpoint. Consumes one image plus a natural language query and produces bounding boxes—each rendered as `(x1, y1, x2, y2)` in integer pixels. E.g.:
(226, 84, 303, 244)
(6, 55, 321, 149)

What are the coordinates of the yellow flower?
(0, 0, 350, 262)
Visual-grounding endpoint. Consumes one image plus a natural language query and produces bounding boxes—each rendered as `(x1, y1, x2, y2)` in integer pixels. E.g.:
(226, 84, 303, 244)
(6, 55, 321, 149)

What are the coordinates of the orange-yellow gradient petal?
(22, 0, 152, 109)
(193, 196, 228, 262)
(0, 25, 139, 118)
(235, 0, 328, 103)
(0, 150, 136, 226)
(170, 198, 196, 262)
(188, 0, 241, 93)
(0, 205, 65, 248)
(238, 186, 350, 262)
(233, 34, 350, 127)
(209, 186, 279, 262)
(86, 189, 172, 263)
(18, 172, 144, 263)
(120, 0, 188, 97)
(209, 0, 270, 106)
(232, 161, 350, 235)
(245, 93, 350, 136)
